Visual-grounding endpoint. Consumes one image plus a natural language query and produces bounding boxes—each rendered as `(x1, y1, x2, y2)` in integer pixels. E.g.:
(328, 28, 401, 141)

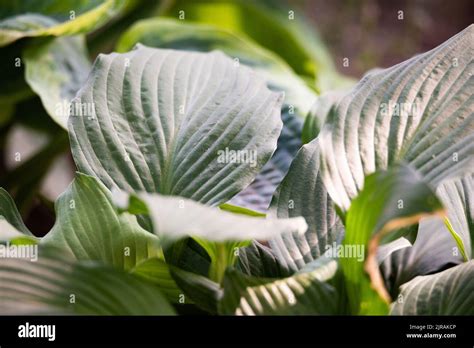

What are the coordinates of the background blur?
(301, 0, 474, 77)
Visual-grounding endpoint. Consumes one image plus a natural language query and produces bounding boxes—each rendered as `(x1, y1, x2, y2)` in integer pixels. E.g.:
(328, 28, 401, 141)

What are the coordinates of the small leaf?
(302, 91, 345, 144)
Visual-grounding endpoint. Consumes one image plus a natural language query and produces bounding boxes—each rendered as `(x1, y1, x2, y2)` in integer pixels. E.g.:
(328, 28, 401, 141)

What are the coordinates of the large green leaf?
(23, 35, 91, 129)
(268, 140, 344, 273)
(380, 174, 473, 296)
(42, 173, 162, 271)
(390, 261, 474, 315)
(343, 164, 444, 315)
(0, 250, 175, 315)
(163, 0, 352, 91)
(0, 0, 129, 46)
(115, 18, 317, 212)
(69, 45, 284, 206)
(318, 25, 474, 212)
(219, 257, 339, 315)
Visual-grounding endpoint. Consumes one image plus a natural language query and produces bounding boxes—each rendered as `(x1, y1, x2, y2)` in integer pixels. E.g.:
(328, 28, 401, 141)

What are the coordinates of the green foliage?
(0, 0, 130, 46)
(0, 0, 472, 317)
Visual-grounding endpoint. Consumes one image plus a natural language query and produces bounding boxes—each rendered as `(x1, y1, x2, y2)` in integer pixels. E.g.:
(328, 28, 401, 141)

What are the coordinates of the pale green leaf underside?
(117, 191, 308, 244)
(0, 0, 128, 46)
(24, 35, 91, 129)
(69, 45, 284, 206)
(0, 250, 175, 315)
(42, 173, 162, 271)
(319, 25, 474, 211)
(391, 260, 474, 315)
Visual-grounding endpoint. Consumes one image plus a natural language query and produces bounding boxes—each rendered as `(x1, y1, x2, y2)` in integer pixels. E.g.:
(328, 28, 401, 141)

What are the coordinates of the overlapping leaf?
(318, 25, 474, 212)
(302, 91, 345, 144)
(268, 140, 344, 273)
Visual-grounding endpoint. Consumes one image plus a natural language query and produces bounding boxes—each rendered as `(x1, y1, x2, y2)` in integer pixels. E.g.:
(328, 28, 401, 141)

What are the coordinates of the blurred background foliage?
(0, 0, 472, 236)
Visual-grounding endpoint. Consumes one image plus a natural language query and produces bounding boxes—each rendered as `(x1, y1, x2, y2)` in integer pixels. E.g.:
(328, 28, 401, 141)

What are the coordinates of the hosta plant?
(0, 1, 472, 316)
